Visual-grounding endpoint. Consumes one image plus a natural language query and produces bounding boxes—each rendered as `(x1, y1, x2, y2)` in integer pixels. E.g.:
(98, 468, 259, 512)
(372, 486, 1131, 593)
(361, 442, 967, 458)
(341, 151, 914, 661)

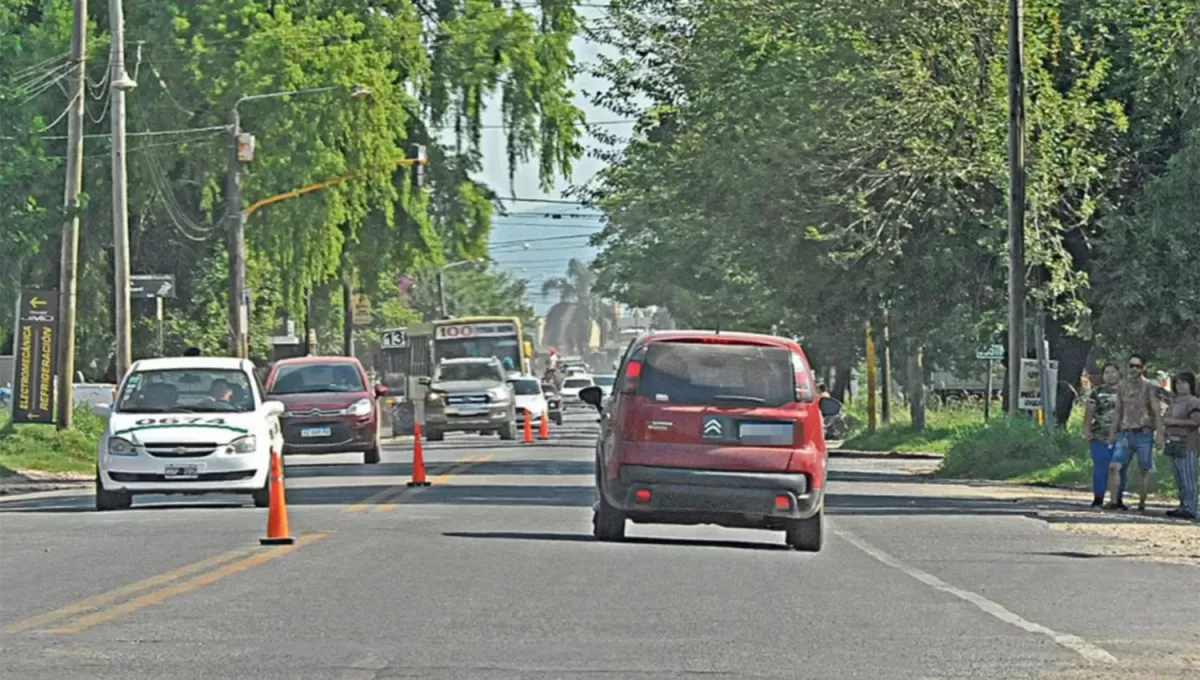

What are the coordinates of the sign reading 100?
(435, 323, 516, 339)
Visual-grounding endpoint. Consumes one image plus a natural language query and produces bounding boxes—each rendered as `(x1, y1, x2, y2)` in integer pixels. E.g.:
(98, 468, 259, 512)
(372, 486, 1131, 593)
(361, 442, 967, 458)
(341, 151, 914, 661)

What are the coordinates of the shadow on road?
(442, 530, 791, 552)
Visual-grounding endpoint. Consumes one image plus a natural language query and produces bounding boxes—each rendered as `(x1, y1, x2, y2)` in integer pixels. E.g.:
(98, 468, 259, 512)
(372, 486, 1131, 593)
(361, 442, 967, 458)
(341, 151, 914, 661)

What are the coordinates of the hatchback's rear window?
(638, 342, 794, 407)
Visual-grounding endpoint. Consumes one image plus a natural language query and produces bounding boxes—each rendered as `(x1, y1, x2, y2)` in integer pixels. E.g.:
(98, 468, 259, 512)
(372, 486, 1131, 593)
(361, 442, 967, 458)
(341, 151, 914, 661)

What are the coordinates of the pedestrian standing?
(1107, 354, 1164, 513)
(1162, 372, 1200, 520)
(1083, 363, 1126, 507)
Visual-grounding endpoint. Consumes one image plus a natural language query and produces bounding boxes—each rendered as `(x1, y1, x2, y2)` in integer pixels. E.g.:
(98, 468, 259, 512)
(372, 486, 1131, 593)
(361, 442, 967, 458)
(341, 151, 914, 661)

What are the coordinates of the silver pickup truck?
(420, 357, 517, 441)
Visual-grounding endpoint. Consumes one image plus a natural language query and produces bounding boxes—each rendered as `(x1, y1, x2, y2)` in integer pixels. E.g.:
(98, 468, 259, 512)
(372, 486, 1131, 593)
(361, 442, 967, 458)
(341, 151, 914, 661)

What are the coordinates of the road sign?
(351, 295, 372, 326)
(1018, 358, 1059, 411)
(10, 289, 59, 424)
(130, 274, 176, 299)
(381, 329, 409, 349)
(976, 344, 1005, 361)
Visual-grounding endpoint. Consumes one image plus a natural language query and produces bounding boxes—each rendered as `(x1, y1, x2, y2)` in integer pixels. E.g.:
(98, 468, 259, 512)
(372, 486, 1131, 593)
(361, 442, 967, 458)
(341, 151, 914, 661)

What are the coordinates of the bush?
(935, 417, 1088, 480)
(0, 406, 103, 475)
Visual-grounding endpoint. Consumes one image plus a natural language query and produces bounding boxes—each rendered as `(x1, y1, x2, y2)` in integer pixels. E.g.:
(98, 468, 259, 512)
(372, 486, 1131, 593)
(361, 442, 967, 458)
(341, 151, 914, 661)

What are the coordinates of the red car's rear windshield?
(269, 363, 364, 394)
(638, 341, 795, 407)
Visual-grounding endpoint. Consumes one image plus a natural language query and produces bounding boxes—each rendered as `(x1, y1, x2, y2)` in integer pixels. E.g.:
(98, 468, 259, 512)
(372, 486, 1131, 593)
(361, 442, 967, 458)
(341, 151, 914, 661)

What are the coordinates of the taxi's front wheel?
(95, 474, 131, 511)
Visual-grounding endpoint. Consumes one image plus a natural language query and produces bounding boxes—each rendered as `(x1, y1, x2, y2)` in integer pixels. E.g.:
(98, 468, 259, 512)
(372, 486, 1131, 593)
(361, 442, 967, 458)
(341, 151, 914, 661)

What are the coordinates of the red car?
(579, 330, 840, 552)
(264, 356, 388, 464)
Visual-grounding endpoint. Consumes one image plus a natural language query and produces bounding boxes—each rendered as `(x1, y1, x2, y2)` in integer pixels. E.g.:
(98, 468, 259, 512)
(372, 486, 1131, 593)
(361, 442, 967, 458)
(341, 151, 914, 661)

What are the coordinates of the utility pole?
(880, 308, 892, 425)
(54, 0, 88, 430)
(1006, 0, 1027, 416)
(110, 0, 136, 378)
(436, 270, 448, 320)
(865, 321, 878, 434)
(226, 109, 248, 358)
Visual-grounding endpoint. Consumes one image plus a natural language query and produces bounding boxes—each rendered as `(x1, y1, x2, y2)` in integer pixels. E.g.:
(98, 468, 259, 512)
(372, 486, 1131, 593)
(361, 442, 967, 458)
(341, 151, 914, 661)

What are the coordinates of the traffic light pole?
(1006, 0, 1027, 416)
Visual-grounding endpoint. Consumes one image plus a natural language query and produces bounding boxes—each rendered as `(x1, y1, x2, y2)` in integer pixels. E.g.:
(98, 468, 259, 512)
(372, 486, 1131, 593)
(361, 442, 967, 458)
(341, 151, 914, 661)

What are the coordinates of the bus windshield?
(437, 336, 521, 373)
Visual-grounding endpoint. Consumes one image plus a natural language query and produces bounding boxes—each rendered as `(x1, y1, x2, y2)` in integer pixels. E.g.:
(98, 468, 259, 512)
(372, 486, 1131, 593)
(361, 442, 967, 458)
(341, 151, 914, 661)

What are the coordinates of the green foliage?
(583, 0, 1200, 392)
(936, 417, 1087, 480)
(1, 0, 584, 374)
(0, 406, 103, 475)
(403, 263, 536, 330)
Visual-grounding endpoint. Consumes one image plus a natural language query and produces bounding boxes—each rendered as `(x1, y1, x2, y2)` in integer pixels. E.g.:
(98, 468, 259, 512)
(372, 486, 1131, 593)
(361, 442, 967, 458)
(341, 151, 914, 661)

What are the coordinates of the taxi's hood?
(108, 412, 258, 445)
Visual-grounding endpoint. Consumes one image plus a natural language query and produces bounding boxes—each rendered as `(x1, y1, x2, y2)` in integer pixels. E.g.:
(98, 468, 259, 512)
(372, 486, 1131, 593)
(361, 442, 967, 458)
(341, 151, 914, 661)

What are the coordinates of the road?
(2, 412, 1197, 679)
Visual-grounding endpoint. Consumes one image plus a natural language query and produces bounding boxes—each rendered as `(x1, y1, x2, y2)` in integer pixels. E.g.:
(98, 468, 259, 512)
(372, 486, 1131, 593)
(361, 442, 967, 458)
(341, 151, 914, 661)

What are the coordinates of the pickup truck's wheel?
(551, 412, 563, 426)
(95, 474, 132, 511)
(786, 509, 824, 552)
(425, 429, 444, 442)
(497, 419, 516, 440)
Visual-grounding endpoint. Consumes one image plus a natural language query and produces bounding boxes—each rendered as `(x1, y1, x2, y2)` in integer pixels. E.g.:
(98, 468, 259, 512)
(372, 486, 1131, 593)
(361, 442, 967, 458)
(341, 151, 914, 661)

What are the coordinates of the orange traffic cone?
(260, 449, 295, 545)
(538, 411, 549, 440)
(408, 421, 430, 487)
(522, 409, 533, 444)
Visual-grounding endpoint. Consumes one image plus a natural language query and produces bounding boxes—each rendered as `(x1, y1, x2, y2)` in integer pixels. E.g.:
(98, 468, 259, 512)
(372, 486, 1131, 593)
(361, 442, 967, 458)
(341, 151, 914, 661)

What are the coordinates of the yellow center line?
(344, 452, 490, 513)
(374, 454, 494, 512)
(46, 532, 330, 635)
(3, 547, 256, 634)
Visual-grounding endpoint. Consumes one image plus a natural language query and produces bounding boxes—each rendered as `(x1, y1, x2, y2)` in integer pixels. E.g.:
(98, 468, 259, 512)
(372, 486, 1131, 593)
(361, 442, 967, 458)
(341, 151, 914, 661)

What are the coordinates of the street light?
(436, 258, 487, 319)
(225, 84, 371, 357)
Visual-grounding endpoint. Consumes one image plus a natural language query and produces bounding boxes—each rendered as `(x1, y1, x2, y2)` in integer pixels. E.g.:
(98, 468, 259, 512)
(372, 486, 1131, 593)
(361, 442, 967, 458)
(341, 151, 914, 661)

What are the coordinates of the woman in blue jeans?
(1083, 363, 1126, 507)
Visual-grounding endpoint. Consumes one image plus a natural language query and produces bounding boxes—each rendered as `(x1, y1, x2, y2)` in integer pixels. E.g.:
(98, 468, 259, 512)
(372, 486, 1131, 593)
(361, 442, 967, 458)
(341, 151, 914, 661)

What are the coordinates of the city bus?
(432, 316, 532, 376)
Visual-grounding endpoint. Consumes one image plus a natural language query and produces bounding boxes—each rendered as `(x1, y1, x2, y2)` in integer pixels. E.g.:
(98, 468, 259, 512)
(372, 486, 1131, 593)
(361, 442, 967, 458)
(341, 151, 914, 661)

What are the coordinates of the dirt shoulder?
(933, 476, 1200, 568)
(0, 469, 92, 496)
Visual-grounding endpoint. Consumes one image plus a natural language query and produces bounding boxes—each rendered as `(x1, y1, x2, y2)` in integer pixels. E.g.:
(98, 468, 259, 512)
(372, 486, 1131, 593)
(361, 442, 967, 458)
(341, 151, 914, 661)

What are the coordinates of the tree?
(1, 0, 586, 377)
(579, 0, 1200, 427)
(403, 263, 535, 329)
(541, 258, 616, 354)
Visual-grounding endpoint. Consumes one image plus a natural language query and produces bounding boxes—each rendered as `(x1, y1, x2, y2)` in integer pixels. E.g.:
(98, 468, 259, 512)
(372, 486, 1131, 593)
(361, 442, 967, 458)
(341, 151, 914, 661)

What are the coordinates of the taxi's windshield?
(116, 369, 256, 413)
(269, 363, 365, 395)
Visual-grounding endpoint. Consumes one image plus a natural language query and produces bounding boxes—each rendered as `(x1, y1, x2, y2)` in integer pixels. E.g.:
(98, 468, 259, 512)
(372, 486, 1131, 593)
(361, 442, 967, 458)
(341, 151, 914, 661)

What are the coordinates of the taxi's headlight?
(107, 437, 137, 456)
(348, 398, 373, 416)
(228, 435, 257, 454)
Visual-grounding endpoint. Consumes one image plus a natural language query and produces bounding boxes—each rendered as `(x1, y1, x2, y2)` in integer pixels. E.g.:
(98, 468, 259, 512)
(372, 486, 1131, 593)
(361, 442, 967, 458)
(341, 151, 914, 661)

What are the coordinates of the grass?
(839, 396, 1183, 498)
(840, 399, 1001, 454)
(0, 406, 102, 476)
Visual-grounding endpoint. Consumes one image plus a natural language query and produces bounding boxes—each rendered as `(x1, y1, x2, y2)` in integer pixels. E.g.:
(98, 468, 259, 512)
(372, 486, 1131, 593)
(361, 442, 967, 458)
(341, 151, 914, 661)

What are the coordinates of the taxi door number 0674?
(134, 417, 227, 425)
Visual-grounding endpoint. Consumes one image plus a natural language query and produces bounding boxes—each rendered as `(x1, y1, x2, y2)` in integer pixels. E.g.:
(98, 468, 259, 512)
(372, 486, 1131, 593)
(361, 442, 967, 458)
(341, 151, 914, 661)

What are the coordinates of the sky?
(474, 6, 632, 316)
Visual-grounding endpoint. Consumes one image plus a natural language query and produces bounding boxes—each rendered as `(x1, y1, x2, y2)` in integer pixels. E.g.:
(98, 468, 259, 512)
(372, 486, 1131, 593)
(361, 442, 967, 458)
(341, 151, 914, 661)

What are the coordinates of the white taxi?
(92, 357, 285, 511)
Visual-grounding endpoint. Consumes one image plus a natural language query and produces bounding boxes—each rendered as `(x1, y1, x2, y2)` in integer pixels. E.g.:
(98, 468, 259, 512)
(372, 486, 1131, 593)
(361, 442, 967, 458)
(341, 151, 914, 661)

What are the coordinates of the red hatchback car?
(579, 330, 841, 552)
(264, 356, 388, 464)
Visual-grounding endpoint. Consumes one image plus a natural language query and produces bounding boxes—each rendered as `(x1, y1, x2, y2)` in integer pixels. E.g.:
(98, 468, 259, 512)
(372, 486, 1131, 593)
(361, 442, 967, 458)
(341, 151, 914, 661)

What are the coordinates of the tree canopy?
(581, 0, 1200, 420)
(1, 0, 584, 370)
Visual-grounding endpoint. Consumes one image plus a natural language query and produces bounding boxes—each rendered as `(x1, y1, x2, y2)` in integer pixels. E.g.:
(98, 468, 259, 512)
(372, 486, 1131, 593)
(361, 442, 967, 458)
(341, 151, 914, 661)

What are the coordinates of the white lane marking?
(835, 529, 1118, 664)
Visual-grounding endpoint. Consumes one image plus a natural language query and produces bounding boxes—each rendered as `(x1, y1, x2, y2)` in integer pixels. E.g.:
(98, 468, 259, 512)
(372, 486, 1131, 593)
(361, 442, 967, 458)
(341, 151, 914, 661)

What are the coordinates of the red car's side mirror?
(373, 384, 389, 398)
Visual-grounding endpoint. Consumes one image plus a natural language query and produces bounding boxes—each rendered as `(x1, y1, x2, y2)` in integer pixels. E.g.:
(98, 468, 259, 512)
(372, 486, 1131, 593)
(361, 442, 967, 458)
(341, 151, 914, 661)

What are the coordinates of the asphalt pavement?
(1, 411, 1198, 679)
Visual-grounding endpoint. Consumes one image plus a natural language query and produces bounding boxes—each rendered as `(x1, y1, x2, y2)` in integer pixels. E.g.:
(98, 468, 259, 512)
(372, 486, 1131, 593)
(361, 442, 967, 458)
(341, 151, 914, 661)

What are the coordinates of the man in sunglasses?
(1107, 354, 1165, 512)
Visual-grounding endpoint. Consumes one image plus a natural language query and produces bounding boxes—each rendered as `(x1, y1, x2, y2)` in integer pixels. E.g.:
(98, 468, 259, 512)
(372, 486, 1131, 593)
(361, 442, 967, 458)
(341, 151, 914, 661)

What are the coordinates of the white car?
(92, 357, 285, 511)
(592, 374, 616, 399)
(559, 375, 595, 408)
(509, 377, 549, 421)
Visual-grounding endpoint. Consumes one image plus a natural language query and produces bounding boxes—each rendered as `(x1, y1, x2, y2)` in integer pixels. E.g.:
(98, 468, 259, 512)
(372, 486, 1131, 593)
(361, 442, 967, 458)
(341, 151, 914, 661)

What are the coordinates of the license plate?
(301, 426, 332, 438)
(164, 464, 199, 479)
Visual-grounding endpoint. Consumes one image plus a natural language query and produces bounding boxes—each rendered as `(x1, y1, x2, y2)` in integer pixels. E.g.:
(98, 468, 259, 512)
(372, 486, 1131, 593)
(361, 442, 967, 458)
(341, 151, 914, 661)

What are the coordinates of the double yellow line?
(343, 453, 494, 513)
(4, 533, 328, 635)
